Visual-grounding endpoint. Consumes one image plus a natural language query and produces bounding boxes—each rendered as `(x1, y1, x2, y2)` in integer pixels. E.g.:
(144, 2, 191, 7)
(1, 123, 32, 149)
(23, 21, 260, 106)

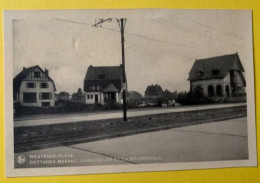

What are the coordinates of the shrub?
(177, 92, 214, 105)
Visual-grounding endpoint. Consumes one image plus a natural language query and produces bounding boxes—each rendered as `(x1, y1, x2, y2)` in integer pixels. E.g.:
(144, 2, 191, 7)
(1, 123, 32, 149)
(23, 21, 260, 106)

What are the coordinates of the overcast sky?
(12, 10, 252, 94)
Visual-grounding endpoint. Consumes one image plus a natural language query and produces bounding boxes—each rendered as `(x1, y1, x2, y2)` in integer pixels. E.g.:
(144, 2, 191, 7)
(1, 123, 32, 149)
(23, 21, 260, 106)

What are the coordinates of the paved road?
(15, 117, 248, 168)
(14, 103, 246, 127)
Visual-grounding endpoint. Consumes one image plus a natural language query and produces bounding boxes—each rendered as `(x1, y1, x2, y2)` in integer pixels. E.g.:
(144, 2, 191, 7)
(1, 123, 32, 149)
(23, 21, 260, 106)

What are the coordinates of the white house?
(83, 65, 126, 105)
(13, 65, 56, 107)
(188, 53, 246, 102)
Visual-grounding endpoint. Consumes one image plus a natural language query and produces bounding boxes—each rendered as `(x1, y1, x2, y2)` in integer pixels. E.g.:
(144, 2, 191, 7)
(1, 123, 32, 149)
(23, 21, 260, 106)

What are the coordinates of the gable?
(13, 65, 56, 95)
(24, 67, 52, 81)
(230, 58, 245, 72)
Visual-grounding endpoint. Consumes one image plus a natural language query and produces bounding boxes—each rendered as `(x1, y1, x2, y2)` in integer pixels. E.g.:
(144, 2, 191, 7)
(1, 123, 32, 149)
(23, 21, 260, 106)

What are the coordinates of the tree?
(163, 89, 175, 100)
(57, 91, 70, 101)
(72, 88, 85, 103)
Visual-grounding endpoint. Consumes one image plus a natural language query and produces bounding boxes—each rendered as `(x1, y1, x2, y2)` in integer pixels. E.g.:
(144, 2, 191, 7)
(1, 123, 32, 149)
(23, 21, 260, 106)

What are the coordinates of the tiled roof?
(145, 84, 163, 95)
(188, 53, 245, 81)
(84, 65, 125, 92)
(13, 65, 56, 96)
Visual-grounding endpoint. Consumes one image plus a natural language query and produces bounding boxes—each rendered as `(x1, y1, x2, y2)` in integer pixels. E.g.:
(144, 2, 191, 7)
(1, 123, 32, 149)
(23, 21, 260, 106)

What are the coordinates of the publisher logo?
(17, 155, 26, 164)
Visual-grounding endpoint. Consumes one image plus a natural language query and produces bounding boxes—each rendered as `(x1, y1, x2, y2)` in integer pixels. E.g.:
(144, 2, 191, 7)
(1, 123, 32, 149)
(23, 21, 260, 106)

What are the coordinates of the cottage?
(145, 84, 163, 99)
(188, 53, 246, 102)
(13, 65, 56, 107)
(83, 65, 126, 105)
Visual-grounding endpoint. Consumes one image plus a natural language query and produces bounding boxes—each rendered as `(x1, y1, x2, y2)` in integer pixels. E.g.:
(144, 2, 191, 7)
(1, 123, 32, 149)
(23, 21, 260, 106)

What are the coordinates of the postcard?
(4, 9, 257, 177)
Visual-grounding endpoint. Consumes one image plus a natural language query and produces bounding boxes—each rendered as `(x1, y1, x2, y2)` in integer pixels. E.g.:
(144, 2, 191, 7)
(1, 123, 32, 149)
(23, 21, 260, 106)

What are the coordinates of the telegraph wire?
(153, 18, 243, 48)
(54, 18, 224, 54)
(187, 18, 244, 41)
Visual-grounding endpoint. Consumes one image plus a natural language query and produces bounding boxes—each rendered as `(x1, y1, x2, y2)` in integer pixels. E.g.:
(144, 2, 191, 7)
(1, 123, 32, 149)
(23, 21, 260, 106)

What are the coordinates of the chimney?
(23, 67, 26, 71)
(45, 68, 49, 76)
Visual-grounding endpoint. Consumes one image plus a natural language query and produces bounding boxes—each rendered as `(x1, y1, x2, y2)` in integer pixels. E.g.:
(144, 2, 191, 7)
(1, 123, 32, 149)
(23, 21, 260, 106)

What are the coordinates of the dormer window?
(88, 86, 93, 91)
(212, 69, 220, 75)
(34, 71, 40, 78)
(196, 70, 203, 76)
(98, 75, 106, 79)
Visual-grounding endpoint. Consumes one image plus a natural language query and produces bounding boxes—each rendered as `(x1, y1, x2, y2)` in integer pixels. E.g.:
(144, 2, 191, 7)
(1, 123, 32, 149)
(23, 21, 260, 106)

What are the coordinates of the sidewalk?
(15, 117, 248, 168)
(14, 103, 246, 127)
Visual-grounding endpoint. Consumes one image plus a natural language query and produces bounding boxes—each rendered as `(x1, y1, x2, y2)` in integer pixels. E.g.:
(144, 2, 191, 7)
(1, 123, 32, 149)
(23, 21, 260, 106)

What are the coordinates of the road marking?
(65, 145, 137, 164)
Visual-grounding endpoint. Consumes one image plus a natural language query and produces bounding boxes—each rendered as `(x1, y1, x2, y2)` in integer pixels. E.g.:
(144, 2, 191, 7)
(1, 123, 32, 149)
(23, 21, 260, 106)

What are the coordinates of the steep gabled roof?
(84, 65, 123, 81)
(188, 53, 245, 81)
(145, 84, 163, 95)
(13, 65, 56, 95)
(84, 65, 125, 92)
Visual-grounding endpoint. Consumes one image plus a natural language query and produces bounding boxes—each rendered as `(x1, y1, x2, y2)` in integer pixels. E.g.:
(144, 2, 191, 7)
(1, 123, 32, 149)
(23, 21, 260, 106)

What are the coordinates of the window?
(23, 93, 36, 103)
(233, 71, 237, 77)
(39, 92, 52, 99)
(34, 71, 40, 78)
(40, 82, 49, 88)
(196, 70, 203, 77)
(94, 86, 99, 91)
(91, 95, 93, 99)
(26, 82, 36, 88)
(98, 75, 106, 79)
(212, 69, 220, 75)
(88, 86, 96, 91)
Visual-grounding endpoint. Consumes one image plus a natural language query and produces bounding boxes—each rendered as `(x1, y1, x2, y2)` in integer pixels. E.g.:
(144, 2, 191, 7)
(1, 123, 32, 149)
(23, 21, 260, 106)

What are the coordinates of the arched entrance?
(208, 85, 214, 97)
(216, 85, 222, 96)
(194, 86, 204, 97)
(225, 85, 230, 97)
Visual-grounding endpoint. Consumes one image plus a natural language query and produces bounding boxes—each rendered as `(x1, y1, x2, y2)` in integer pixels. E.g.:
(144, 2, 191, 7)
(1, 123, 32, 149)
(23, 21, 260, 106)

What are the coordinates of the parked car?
(137, 102, 146, 107)
(174, 102, 181, 107)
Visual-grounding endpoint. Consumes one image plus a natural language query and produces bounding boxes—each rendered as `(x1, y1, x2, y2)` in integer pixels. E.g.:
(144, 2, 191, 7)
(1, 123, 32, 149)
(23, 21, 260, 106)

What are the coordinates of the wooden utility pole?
(93, 18, 128, 121)
(117, 18, 127, 121)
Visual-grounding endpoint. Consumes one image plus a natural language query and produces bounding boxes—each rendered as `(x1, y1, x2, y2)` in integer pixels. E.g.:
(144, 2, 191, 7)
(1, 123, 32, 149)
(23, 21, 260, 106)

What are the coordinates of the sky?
(12, 10, 253, 95)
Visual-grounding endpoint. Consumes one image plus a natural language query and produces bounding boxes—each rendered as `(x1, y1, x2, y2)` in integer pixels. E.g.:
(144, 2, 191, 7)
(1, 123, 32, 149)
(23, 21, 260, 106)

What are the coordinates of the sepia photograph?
(4, 9, 256, 177)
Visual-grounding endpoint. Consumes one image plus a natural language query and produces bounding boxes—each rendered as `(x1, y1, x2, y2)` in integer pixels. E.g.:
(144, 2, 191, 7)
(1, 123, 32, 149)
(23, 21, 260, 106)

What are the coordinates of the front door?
(95, 95, 98, 103)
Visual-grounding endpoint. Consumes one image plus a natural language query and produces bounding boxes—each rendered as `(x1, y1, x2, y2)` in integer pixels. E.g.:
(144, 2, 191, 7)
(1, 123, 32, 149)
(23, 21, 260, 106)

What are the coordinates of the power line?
(155, 19, 241, 46)
(153, 18, 243, 48)
(55, 18, 93, 26)
(187, 18, 244, 41)
(155, 18, 195, 34)
(54, 18, 223, 54)
(55, 18, 168, 43)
